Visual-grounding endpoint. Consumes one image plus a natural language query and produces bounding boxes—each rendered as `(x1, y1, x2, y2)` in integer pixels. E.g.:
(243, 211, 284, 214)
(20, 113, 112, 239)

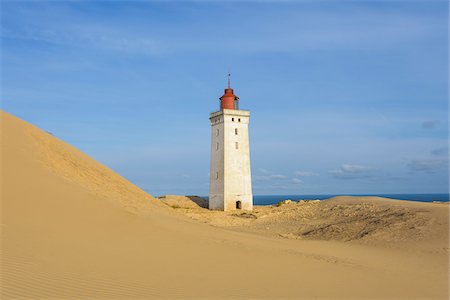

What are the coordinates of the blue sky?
(2, 0, 448, 196)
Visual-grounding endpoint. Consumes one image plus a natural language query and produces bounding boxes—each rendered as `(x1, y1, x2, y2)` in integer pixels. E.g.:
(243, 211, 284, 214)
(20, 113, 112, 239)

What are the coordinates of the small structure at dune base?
(209, 75, 253, 211)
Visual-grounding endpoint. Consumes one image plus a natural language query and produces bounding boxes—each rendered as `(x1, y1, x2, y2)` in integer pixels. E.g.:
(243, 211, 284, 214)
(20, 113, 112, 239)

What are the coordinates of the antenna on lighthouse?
(227, 71, 231, 89)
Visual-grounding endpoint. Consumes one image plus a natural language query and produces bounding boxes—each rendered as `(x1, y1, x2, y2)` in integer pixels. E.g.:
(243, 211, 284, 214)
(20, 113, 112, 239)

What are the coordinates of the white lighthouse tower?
(209, 75, 253, 211)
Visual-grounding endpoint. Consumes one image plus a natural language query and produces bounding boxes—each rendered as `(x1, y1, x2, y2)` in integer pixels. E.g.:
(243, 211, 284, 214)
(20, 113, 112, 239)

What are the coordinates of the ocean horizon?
(194, 194, 450, 206)
(251, 194, 450, 206)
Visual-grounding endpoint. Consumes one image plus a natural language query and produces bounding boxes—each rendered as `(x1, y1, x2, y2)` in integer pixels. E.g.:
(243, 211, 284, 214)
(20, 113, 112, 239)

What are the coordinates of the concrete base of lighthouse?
(209, 109, 253, 211)
(209, 194, 253, 211)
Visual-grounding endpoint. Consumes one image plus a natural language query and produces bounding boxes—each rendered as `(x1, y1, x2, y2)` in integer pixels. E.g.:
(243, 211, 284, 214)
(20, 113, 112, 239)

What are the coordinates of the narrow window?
(235, 128, 238, 135)
(216, 172, 219, 179)
(216, 129, 219, 136)
(236, 201, 242, 209)
(238, 118, 241, 122)
(216, 142, 219, 150)
(232, 118, 234, 122)
(235, 142, 239, 149)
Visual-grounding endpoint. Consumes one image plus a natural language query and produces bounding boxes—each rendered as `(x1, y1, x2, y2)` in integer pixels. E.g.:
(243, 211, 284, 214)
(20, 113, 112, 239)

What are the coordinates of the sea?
(251, 194, 450, 206)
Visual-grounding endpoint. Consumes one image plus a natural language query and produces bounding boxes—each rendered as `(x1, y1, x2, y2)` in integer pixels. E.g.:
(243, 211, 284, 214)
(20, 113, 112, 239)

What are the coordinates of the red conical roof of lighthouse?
(220, 74, 239, 110)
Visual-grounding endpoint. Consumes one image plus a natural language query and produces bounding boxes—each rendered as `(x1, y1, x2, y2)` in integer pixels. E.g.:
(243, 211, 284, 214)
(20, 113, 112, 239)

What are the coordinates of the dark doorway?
(236, 201, 242, 209)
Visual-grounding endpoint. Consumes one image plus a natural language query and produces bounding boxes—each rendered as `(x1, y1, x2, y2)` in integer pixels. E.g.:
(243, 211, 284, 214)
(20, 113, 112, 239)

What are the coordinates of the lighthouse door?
(236, 201, 242, 209)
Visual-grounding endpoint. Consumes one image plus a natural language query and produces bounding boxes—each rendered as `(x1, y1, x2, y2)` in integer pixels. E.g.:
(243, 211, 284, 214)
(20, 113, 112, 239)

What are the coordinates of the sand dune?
(1, 111, 449, 299)
(160, 195, 449, 252)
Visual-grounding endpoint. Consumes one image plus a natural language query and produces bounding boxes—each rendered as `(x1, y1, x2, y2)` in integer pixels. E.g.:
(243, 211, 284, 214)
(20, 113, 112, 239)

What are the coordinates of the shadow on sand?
(186, 196, 209, 208)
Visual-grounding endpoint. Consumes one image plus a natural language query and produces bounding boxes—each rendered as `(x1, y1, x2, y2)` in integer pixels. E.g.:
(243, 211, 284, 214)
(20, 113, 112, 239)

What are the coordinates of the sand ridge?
(1, 110, 449, 299)
(22, 113, 160, 215)
(159, 195, 449, 253)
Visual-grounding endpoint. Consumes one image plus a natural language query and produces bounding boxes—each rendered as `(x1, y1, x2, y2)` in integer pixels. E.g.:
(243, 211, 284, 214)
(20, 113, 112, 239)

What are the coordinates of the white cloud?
(340, 164, 372, 173)
(292, 178, 303, 184)
(271, 174, 287, 179)
(254, 168, 287, 181)
(294, 171, 318, 177)
(258, 168, 271, 175)
(407, 159, 447, 172)
(329, 164, 374, 179)
(254, 174, 287, 181)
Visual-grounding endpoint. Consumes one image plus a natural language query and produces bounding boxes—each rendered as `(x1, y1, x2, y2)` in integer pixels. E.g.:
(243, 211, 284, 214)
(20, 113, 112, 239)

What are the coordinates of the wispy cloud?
(258, 168, 271, 175)
(294, 171, 318, 177)
(407, 159, 447, 172)
(1, 25, 165, 56)
(254, 168, 287, 181)
(329, 164, 374, 179)
(292, 178, 303, 184)
(2, 1, 444, 57)
(271, 174, 287, 179)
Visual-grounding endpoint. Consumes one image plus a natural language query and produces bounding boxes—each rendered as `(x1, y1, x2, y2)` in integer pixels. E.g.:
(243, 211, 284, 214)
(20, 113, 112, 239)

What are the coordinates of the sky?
(1, 0, 448, 196)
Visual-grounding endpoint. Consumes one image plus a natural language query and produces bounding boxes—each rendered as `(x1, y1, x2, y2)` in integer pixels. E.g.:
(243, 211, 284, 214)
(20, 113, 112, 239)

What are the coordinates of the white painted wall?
(209, 109, 253, 211)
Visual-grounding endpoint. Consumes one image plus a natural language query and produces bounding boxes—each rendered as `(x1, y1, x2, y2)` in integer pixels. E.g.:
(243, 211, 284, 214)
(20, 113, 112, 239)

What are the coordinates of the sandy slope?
(160, 195, 448, 252)
(1, 111, 448, 299)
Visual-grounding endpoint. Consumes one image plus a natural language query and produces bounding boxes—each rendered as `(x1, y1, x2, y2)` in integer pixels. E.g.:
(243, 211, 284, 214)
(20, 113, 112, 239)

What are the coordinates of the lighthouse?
(209, 75, 253, 211)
